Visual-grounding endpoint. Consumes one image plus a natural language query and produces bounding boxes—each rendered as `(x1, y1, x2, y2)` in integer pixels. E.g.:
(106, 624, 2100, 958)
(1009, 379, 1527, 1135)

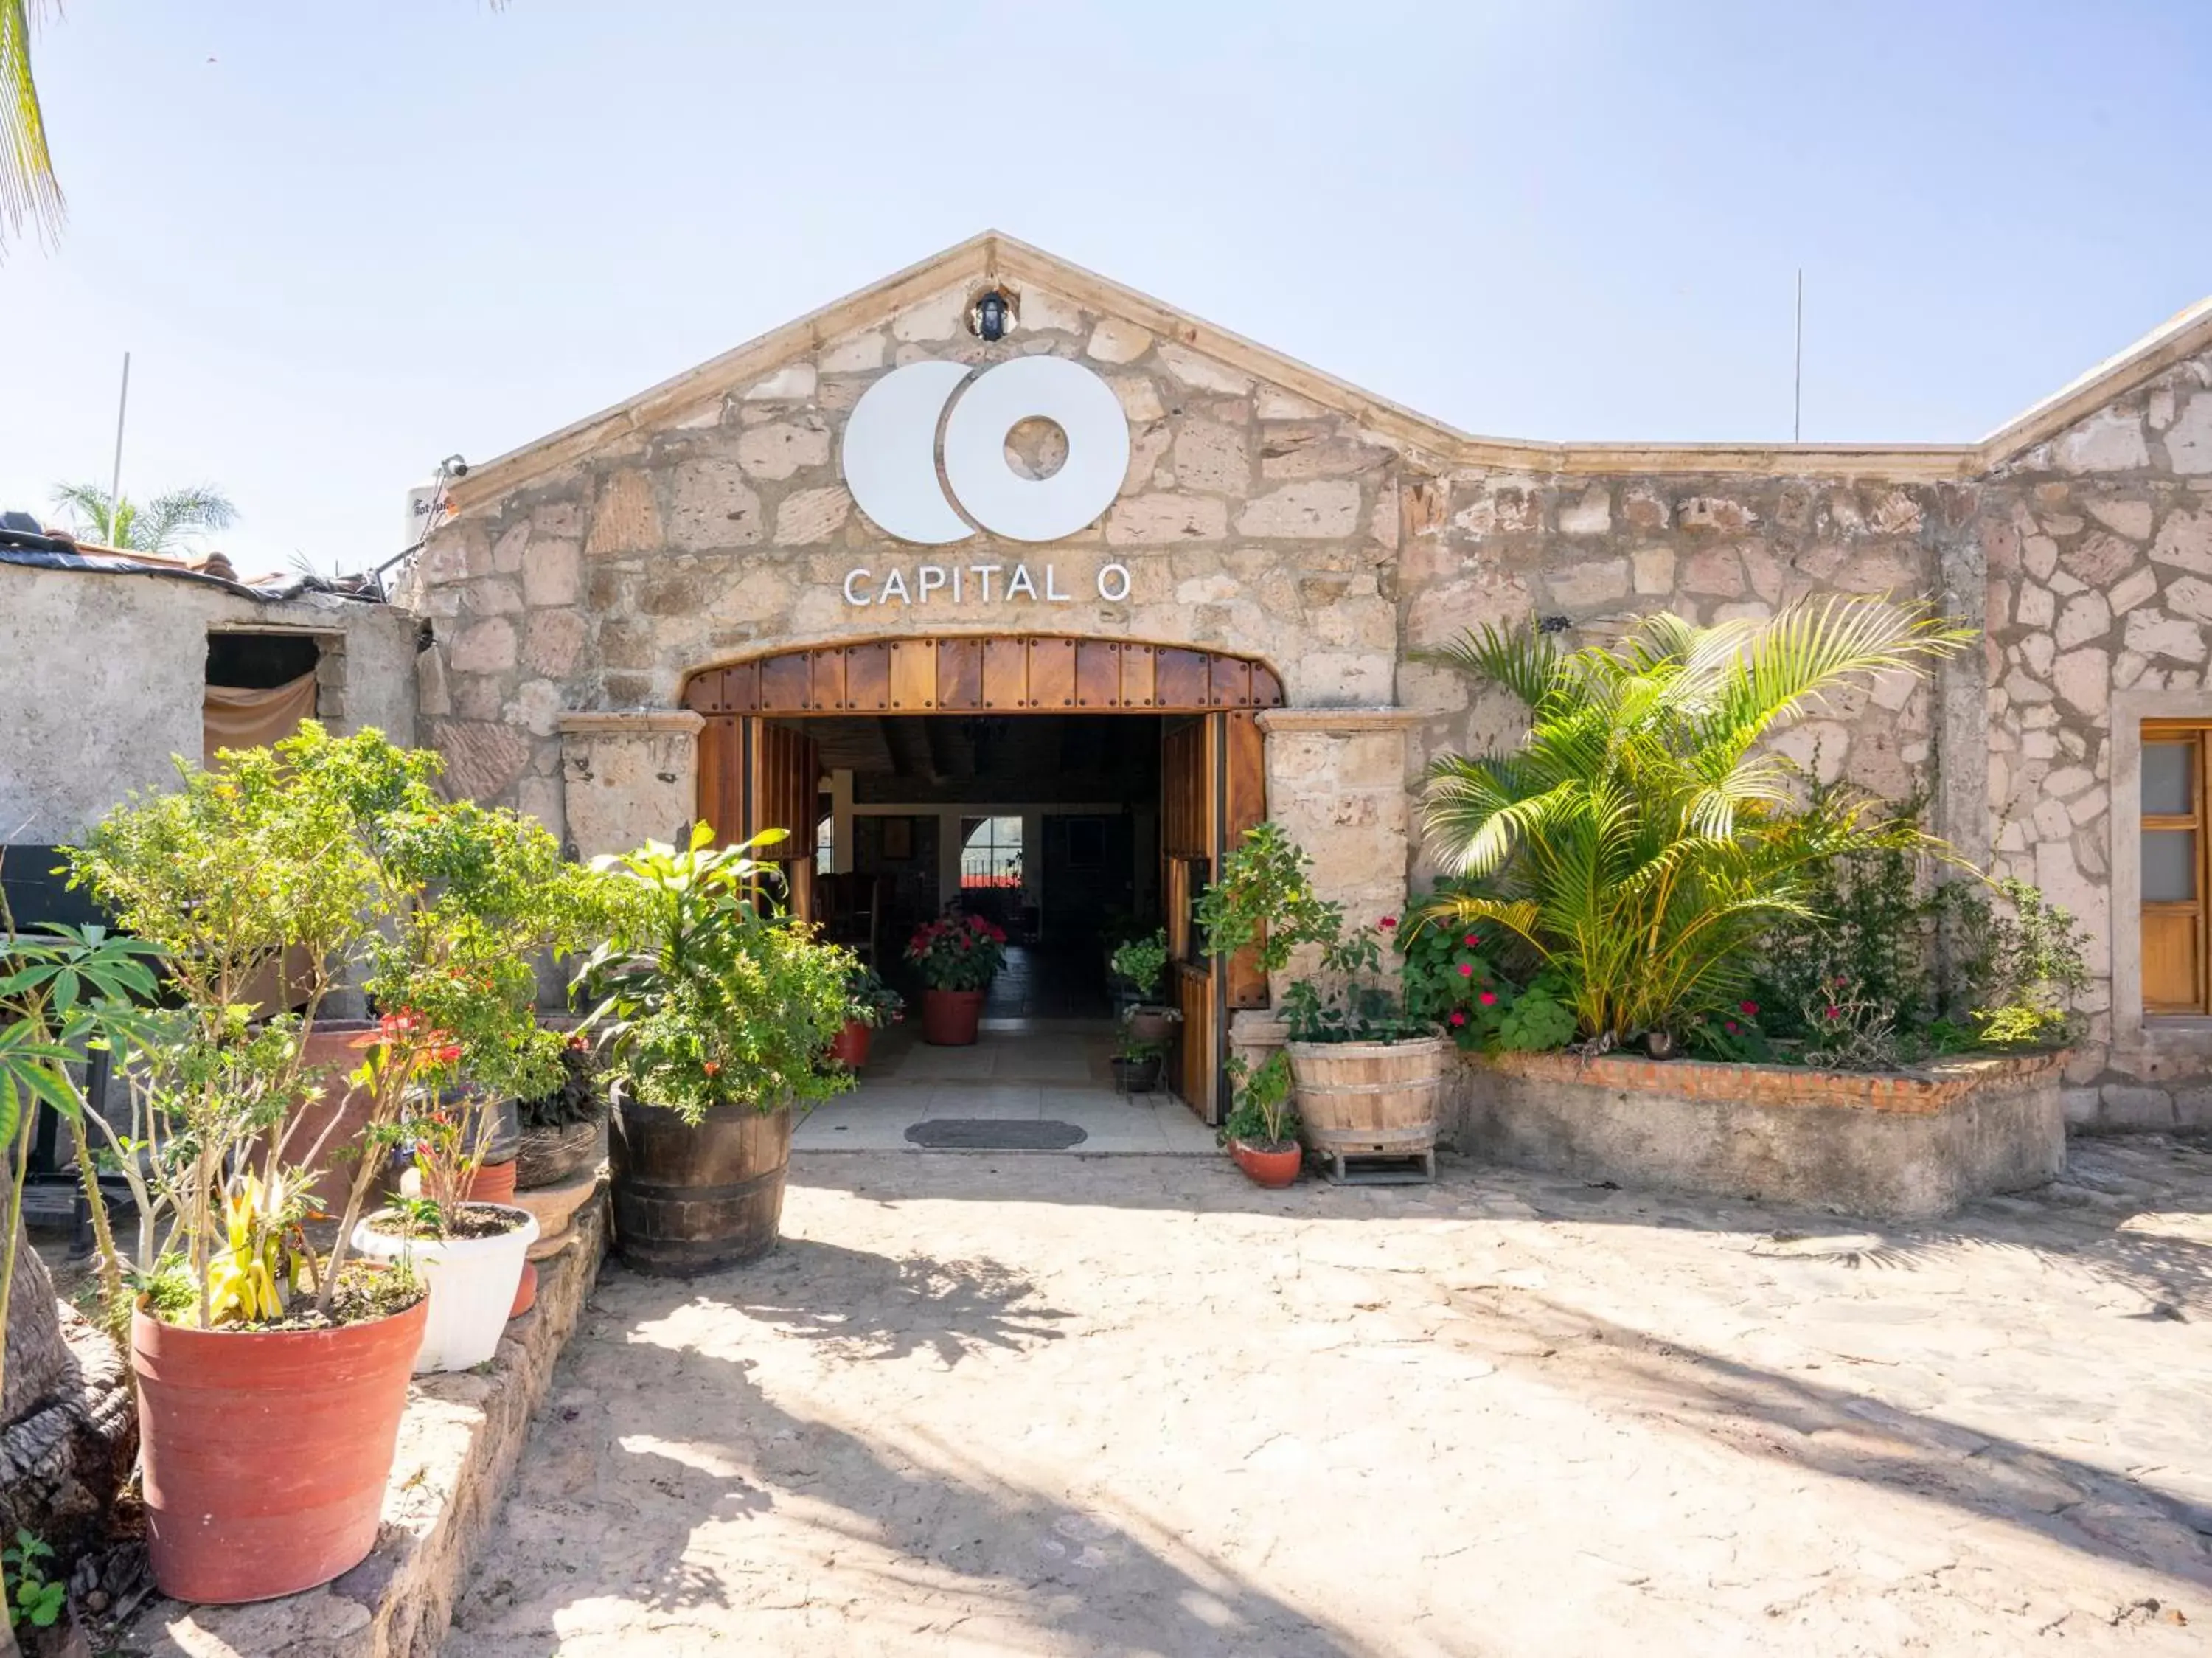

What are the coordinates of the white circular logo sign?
(841, 357, 1130, 545)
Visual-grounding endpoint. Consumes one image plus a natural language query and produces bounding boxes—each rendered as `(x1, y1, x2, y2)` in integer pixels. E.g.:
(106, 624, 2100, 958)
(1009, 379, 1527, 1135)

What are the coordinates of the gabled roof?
(445, 231, 2212, 509)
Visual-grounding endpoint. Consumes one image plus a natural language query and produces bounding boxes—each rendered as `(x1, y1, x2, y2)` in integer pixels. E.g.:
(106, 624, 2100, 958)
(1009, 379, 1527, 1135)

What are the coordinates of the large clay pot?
(513, 1119, 605, 1190)
(132, 1295, 427, 1604)
(828, 1019, 874, 1069)
(1231, 1139, 1301, 1188)
(610, 1100, 793, 1276)
(467, 1158, 518, 1205)
(1286, 1036, 1450, 1161)
(350, 1204, 539, 1373)
(921, 988, 985, 1046)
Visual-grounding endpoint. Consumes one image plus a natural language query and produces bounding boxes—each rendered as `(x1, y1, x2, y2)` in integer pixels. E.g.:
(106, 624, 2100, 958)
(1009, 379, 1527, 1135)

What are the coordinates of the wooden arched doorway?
(679, 637, 1279, 1118)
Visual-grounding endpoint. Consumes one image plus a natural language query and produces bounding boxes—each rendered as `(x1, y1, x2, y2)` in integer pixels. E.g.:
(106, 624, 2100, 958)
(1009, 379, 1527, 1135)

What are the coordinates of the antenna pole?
(1792, 271, 1803, 443)
(108, 351, 132, 509)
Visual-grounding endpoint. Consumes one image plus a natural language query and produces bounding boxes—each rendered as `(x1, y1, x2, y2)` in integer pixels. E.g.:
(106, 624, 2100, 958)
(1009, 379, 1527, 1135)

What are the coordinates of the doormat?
(905, 1119, 1090, 1151)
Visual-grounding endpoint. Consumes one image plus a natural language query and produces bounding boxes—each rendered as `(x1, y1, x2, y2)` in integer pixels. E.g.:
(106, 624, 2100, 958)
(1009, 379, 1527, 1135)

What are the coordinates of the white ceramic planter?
(350, 1204, 540, 1373)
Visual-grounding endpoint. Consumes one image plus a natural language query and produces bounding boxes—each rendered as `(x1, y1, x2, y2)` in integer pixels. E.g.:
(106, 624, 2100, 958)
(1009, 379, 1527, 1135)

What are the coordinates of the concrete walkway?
(451, 1139, 2212, 1656)
(795, 1018, 1218, 1155)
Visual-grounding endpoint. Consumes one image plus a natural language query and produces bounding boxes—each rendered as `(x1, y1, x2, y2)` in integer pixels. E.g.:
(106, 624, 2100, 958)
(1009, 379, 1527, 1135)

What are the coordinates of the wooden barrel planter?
(1286, 1036, 1450, 1182)
(609, 1100, 793, 1276)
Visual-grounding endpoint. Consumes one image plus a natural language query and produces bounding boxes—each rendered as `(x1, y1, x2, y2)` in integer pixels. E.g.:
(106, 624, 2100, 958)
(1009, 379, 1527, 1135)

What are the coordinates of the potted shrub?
(578, 825, 853, 1275)
(904, 912, 1007, 1046)
(512, 1033, 607, 1191)
(64, 723, 600, 1602)
(1110, 929, 1181, 1046)
(349, 1059, 539, 1373)
(1197, 821, 1449, 1172)
(830, 965, 904, 1069)
(1221, 1050, 1301, 1187)
(1110, 1033, 1167, 1095)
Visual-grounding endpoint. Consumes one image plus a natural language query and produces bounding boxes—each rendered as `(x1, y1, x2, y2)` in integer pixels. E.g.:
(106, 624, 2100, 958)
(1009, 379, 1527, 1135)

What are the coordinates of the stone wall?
(409, 243, 2212, 1134)
(0, 566, 419, 844)
(1976, 339, 2212, 1129)
(408, 274, 1418, 842)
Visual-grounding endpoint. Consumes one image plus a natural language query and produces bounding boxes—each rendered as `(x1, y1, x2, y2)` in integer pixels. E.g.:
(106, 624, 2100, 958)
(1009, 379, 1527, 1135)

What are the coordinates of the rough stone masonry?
(406, 231, 2212, 1133)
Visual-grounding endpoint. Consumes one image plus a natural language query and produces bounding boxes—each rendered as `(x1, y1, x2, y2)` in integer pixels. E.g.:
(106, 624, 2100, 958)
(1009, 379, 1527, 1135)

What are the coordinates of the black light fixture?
(975, 289, 1010, 341)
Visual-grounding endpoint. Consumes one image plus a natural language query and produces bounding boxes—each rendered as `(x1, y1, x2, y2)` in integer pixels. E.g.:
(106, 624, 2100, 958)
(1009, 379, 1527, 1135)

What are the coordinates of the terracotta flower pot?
(132, 1295, 428, 1604)
(1231, 1139, 1301, 1188)
(828, 1019, 874, 1069)
(467, 1158, 518, 1205)
(509, 1261, 539, 1319)
(921, 988, 985, 1047)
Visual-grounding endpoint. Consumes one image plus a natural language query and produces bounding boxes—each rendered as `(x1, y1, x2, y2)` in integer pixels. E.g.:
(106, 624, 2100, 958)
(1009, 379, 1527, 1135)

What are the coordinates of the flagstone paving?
(450, 1137, 2212, 1656)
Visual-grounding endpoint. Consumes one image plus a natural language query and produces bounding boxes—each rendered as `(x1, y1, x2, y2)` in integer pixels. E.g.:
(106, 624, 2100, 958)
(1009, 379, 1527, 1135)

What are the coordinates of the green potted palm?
(904, 912, 1007, 1046)
(578, 825, 853, 1274)
(829, 964, 904, 1069)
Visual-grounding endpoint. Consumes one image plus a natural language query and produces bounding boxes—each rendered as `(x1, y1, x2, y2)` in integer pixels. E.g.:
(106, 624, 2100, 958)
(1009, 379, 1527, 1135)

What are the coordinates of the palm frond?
(1413, 622, 1561, 712)
(0, 0, 63, 258)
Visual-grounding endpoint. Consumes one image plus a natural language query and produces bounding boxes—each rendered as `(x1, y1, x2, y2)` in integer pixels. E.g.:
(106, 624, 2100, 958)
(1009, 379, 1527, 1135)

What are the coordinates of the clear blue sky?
(3, 1, 2208, 575)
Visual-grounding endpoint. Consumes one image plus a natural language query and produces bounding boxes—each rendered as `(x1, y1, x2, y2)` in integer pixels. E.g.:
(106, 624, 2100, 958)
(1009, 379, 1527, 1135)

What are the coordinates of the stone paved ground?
(451, 1139, 2212, 1656)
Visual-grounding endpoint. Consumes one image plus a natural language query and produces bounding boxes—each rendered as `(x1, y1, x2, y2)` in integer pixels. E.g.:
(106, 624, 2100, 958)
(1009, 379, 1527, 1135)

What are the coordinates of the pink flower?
(1458, 962, 1474, 978)
(1478, 991, 1498, 1006)
(1448, 1010, 1467, 1027)
(1378, 915, 1397, 932)
(1464, 933, 1480, 948)
(1825, 1005, 1842, 1020)
(1739, 1000, 1758, 1016)
(1725, 1020, 1739, 1035)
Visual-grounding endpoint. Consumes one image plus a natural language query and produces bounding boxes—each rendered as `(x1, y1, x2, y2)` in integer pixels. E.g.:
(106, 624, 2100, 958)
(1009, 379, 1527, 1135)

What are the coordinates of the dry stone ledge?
(1453, 1052, 2067, 1221)
(119, 1189, 608, 1658)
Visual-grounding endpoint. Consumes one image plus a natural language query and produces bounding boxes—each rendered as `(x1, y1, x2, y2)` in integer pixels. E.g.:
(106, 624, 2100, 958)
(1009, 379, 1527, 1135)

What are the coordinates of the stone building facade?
(408, 232, 2212, 1132)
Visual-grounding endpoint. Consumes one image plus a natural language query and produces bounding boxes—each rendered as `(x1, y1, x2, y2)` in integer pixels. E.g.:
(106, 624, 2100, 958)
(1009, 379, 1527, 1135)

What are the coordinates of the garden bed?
(114, 1187, 607, 1658)
(1452, 1050, 2067, 1221)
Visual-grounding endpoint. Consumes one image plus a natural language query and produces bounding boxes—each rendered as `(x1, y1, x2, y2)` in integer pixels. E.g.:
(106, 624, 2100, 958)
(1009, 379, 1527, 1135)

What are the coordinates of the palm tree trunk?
(1, 1218, 69, 1427)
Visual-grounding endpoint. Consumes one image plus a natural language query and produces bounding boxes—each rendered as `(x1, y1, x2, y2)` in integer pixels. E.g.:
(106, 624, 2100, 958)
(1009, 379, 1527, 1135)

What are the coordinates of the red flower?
(1725, 1020, 1739, 1035)
(1448, 1010, 1467, 1027)
(1824, 1005, 1842, 1020)
(1464, 933, 1479, 948)
(1458, 962, 1474, 978)
(437, 1044, 461, 1064)
(1739, 1000, 1759, 1016)
(1378, 916, 1397, 932)
(1478, 991, 1497, 1006)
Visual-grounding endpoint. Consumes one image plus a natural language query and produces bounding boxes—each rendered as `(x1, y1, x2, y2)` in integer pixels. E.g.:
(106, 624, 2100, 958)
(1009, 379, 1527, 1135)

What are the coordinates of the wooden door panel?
(2145, 909, 2202, 1012)
(1157, 648, 1208, 710)
(809, 648, 846, 713)
(760, 653, 810, 713)
(982, 637, 1026, 710)
(1121, 644, 1157, 710)
(1175, 963, 1216, 1120)
(1224, 711, 1270, 1009)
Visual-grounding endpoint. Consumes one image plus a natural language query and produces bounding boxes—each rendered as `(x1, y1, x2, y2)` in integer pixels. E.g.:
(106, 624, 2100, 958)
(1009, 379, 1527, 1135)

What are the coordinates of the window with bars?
(959, 816, 1023, 890)
(2143, 722, 2209, 1013)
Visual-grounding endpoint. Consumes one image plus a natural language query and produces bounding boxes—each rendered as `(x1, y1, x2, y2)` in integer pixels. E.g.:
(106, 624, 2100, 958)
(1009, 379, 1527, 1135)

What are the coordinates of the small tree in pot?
(1197, 822, 1448, 1178)
(577, 826, 852, 1274)
(904, 912, 1006, 1047)
(1220, 1050, 1300, 1187)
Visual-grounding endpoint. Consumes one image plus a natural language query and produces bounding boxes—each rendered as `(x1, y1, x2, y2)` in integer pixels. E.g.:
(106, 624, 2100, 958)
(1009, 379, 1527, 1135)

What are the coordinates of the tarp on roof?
(0, 524, 375, 603)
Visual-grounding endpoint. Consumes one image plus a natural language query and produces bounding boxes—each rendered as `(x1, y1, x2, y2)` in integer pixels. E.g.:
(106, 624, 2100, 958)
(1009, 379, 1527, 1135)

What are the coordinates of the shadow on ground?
(455, 1245, 1387, 1657)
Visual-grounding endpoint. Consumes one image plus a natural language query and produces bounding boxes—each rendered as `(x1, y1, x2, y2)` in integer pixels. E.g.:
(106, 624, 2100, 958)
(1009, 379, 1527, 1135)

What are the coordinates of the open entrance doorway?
(681, 638, 1278, 1123)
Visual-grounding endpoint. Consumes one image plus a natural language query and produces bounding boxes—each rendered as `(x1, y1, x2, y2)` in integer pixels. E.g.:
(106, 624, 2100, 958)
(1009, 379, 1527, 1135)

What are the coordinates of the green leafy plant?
(1399, 892, 1523, 1047)
(1109, 929, 1170, 1000)
(578, 825, 855, 1126)
(841, 964, 905, 1029)
(515, 1034, 605, 1131)
(1495, 980, 1576, 1052)
(4, 1529, 63, 1632)
(1220, 1050, 1298, 1151)
(1193, 822, 1341, 977)
(1945, 876, 2091, 1049)
(904, 912, 1008, 992)
(1113, 1033, 1169, 1066)
(1417, 599, 1971, 1049)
